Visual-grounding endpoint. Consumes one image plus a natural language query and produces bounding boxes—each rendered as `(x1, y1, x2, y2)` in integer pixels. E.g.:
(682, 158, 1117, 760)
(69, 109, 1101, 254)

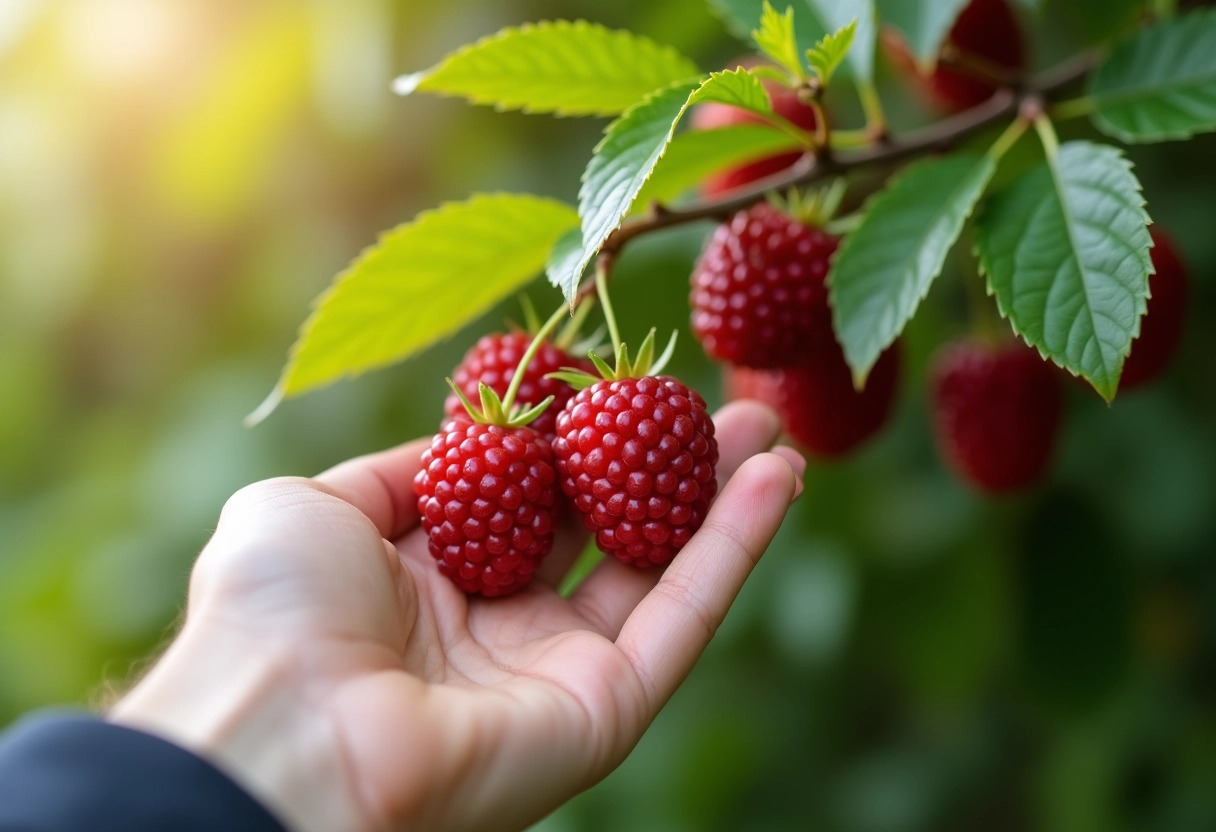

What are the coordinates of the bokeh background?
(2, 1, 1215, 829)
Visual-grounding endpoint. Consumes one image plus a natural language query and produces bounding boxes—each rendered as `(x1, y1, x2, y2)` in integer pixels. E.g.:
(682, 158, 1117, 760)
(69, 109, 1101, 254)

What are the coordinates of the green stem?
(807, 99, 830, 151)
(986, 116, 1030, 161)
(1033, 113, 1061, 160)
(829, 128, 873, 150)
(501, 303, 567, 414)
(1050, 95, 1095, 121)
(857, 81, 887, 136)
(595, 262, 623, 355)
(758, 111, 819, 149)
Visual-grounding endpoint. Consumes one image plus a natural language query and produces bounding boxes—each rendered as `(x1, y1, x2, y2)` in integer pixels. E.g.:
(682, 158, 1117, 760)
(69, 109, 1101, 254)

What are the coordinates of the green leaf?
(875, 0, 968, 65)
(831, 152, 996, 384)
(708, 0, 874, 80)
(1087, 8, 1216, 143)
(549, 70, 775, 301)
(632, 125, 804, 209)
(802, 0, 876, 82)
(753, 2, 806, 79)
(974, 141, 1151, 401)
(250, 194, 578, 423)
(806, 18, 857, 83)
(393, 20, 700, 117)
(1053, 0, 1147, 44)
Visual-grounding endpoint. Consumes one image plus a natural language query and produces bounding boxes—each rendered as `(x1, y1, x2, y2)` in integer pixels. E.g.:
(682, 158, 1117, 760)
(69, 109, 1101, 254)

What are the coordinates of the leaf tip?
(850, 365, 871, 392)
(392, 71, 427, 96)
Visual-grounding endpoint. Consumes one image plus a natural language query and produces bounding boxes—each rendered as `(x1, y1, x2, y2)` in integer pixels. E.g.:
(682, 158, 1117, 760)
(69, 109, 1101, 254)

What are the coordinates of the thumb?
(188, 477, 414, 647)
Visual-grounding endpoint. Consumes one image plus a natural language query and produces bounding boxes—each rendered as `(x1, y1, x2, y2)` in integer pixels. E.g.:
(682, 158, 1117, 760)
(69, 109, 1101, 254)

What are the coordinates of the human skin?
(110, 401, 805, 832)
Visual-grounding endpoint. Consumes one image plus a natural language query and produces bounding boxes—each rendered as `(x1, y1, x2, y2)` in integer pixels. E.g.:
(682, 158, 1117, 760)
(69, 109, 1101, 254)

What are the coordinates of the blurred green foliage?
(1, 1, 1214, 830)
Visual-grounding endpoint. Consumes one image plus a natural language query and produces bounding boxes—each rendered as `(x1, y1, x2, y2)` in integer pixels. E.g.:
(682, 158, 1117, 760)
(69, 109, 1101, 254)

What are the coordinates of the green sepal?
(509, 395, 556, 428)
(445, 378, 557, 428)
(446, 378, 491, 425)
(588, 350, 616, 379)
(633, 328, 658, 376)
(649, 330, 679, 377)
(546, 369, 602, 390)
(478, 382, 509, 424)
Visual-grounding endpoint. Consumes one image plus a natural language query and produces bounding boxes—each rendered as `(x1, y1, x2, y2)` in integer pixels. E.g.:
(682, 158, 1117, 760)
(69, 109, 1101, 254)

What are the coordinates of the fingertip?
(768, 445, 806, 501)
(717, 451, 800, 522)
(713, 399, 781, 438)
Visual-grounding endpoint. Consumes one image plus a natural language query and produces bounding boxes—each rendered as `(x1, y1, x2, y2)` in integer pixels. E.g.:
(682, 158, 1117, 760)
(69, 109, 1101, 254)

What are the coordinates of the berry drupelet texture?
(552, 376, 718, 568)
(414, 419, 559, 596)
(691, 203, 839, 369)
(445, 332, 593, 439)
(930, 341, 1063, 494)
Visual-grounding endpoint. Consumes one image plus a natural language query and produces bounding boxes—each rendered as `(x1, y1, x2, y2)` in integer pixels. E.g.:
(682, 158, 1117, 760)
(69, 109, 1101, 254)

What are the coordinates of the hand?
(110, 401, 804, 832)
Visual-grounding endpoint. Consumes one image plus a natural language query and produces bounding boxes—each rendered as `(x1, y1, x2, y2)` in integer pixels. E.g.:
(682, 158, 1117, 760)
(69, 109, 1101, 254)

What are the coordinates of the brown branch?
(576, 51, 1097, 301)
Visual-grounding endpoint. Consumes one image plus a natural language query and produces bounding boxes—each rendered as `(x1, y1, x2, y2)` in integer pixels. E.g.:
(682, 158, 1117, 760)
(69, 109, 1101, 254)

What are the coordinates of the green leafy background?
(2, 2, 1216, 831)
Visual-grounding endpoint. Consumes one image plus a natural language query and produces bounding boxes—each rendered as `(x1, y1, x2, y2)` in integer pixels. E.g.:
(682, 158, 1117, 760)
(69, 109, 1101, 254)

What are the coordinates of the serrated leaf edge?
(830, 152, 996, 384)
(395, 19, 700, 117)
(249, 193, 577, 424)
(974, 143, 1153, 402)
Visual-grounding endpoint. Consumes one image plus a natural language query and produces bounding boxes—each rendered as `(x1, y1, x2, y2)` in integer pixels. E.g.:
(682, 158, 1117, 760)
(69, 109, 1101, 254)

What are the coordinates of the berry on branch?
(414, 307, 569, 596)
(929, 339, 1063, 494)
(691, 198, 841, 370)
(444, 302, 596, 440)
(726, 338, 901, 459)
(549, 271, 718, 568)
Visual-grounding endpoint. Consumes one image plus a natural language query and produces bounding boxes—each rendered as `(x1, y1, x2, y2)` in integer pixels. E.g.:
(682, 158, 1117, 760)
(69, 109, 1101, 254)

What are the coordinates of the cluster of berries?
(687, 0, 1187, 493)
(414, 309, 719, 596)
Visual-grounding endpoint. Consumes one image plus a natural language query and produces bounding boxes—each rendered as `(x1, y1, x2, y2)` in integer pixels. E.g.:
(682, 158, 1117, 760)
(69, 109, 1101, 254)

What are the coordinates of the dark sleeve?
(0, 712, 289, 832)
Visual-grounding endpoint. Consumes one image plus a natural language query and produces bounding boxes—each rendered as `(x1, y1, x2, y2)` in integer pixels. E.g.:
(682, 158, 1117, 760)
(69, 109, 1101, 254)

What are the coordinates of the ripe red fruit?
(689, 67, 816, 197)
(929, 340, 1063, 494)
(691, 202, 839, 369)
(414, 419, 559, 596)
(1120, 229, 1188, 391)
(445, 332, 592, 439)
(884, 0, 1025, 113)
(552, 376, 718, 568)
(726, 339, 901, 458)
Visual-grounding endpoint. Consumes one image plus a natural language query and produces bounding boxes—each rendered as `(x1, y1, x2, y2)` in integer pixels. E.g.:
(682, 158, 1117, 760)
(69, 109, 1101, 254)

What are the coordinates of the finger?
(567, 401, 789, 636)
(614, 452, 797, 711)
(314, 437, 431, 540)
(769, 444, 806, 500)
(709, 400, 781, 491)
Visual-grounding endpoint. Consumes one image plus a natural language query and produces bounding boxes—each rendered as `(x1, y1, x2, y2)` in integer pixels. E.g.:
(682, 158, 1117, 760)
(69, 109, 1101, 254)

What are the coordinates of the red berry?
(930, 340, 1063, 494)
(884, 0, 1025, 113)
(445, 332, 592, 439)
(726, 339, 901, 458)
(1120, 229, 1188, 391)
(691, 203, 839, 369)
(552, 376, 719, 568)
(689, 64, 816, 197)
(413, 419, 559, 596)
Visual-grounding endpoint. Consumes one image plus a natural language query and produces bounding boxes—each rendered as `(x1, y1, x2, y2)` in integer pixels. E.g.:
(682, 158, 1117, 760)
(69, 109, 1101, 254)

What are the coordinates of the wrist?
(109, 623, 368, 832)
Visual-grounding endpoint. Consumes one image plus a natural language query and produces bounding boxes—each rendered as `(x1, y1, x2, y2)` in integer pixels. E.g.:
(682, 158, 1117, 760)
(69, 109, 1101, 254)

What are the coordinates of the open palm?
(115, 402, 802, 832)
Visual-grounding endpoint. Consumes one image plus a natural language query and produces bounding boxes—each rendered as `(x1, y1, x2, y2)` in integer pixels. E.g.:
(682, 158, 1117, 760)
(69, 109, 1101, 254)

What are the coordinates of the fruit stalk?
(577, 52, 1097, 301)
